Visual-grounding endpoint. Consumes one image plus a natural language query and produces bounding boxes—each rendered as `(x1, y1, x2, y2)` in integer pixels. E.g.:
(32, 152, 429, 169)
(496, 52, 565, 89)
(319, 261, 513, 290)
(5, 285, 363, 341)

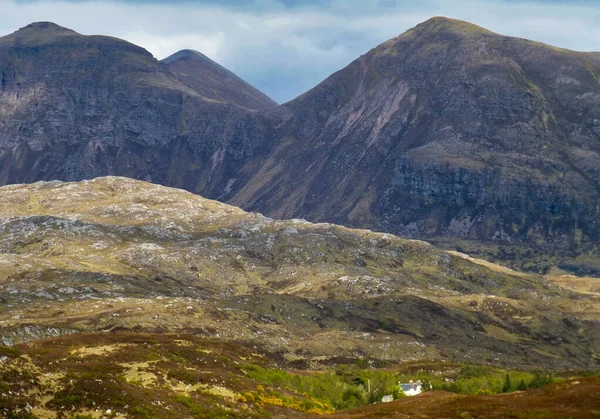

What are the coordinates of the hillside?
(1, 177, 599, 371)
(2, 17, 600, 419)
(1, 332, 599, 418)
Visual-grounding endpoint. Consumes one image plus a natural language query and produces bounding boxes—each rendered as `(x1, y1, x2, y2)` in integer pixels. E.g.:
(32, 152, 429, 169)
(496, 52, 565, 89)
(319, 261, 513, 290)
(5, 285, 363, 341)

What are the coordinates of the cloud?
(122, 31, 226, 63)
(1, 0, 599, 103)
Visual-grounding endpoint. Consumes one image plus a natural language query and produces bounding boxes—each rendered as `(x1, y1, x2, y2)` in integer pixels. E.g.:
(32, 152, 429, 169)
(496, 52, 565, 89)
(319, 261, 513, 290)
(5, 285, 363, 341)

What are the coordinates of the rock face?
(1, 18, 600, 254)
(1, 177, 599, 369)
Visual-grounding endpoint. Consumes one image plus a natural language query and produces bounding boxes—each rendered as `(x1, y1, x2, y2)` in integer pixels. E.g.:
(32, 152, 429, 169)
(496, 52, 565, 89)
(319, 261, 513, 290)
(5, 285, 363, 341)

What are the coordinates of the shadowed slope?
(0, 21, 278, 194)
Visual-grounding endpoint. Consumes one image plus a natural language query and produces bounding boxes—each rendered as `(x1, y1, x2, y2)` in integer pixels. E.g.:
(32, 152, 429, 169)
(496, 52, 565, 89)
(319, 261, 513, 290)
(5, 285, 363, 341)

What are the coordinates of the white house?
(399, 380, 423, 396)
(381, 379, 424, 403)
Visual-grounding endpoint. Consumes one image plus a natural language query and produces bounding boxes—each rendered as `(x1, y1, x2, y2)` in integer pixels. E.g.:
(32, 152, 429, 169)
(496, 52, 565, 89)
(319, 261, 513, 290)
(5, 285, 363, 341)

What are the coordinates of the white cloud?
(122, 31, 226, 62)
(0, 0, 598, 102)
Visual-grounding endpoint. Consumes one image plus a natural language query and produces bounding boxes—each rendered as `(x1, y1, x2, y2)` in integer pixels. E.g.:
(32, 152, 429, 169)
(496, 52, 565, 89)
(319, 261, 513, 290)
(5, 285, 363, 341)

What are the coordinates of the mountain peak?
(162, 49, 235, 79)
(0, 21, 79, 45)
(162, 49, 213, 65)
(20, 21, 75, 32)
(162, 49, 277, 110)
(407, 16, 496, 38)
(15, 21, 79, 38)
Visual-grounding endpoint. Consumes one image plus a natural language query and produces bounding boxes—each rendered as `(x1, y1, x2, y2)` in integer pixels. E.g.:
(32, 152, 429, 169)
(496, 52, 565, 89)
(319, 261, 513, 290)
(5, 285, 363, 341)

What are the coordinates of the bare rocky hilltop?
(1, 17, 600, 272)
(1, 177, 599, 370)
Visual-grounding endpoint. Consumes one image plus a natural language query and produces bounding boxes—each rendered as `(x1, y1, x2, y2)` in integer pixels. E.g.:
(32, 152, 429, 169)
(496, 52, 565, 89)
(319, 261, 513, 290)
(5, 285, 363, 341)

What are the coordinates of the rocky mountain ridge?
(0, 21, 278, 190)
(230, 17, 600, 249)
(1, 18, 600, 269)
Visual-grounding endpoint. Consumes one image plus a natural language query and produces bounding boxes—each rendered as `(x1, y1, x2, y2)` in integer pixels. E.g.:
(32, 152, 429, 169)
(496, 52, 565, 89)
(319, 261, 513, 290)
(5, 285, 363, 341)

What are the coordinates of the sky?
(1, 0, 599, 103)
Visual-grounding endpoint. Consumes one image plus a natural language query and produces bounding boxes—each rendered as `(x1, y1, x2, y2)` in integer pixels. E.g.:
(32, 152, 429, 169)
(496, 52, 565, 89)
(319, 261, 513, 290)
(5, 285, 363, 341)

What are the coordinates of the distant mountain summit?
(163, 49, 277, 110)
(1, 17, 600, 271)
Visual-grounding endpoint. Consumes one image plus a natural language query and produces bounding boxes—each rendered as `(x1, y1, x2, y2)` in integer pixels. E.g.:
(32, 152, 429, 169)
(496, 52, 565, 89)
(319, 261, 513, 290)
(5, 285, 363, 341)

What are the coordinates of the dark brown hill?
(326, 377, 600, 418)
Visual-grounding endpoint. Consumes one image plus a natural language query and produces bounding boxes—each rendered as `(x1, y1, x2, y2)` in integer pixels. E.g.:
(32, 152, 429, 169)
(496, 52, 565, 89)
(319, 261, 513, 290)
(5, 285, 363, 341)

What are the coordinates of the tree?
(392, 385, 406, 400)
(529, 372, 552, 389)
(340, 388, 364, 410)
(517, 379, 527, 391)
(502, 373, 512, 393)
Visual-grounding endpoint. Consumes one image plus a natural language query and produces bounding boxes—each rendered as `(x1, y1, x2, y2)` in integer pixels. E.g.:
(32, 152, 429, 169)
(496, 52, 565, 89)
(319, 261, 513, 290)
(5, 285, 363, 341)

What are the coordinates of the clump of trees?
(244, 363, 402, 411)
(430, 366, 555, 395)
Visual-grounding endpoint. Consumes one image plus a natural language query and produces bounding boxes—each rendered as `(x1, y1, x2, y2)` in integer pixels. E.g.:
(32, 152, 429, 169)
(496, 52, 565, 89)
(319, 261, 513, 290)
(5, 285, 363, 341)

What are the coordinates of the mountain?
(2, 21, 600, 419)
(1, 177, 599, 371)
(1, 18, 600, 271)
(227, 17, 600, 256)
(0, 22, 277, 190)
(162, 49, 277, 110)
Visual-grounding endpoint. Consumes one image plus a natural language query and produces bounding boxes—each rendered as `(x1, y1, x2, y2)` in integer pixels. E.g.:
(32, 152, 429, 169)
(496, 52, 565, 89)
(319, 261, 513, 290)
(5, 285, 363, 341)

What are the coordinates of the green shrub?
(0, 346, 21, 358)
(459, 365, 491, 379)
(502, 373, 512, 393)
(529, 373, 553, 389)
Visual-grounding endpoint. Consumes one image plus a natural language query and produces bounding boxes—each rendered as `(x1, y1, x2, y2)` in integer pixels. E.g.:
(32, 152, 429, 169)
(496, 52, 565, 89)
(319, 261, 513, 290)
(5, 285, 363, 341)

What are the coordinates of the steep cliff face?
(228, 17, 600, 250)
(0, 22, 279, 195)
